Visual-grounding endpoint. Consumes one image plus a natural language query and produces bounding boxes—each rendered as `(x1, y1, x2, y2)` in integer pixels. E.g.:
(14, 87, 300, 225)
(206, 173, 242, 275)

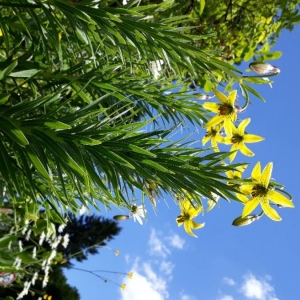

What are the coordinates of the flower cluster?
(202, 88, 294, 225)
(203, 89, 264, 159)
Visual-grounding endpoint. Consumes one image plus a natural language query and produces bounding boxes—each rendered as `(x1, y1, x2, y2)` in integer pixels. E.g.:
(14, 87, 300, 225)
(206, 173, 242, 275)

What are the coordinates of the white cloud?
(149, 229, 170, 258)
(120, 259, 169, 300)
(159, 260, 174, 277)
(179, 292, 197, 300)
(181, 295, 191, 300)
(223, 277, 235, 286)
(219, 296, 234, 300)
(240, 273, 279, 300)
(166, 234, 185, 249)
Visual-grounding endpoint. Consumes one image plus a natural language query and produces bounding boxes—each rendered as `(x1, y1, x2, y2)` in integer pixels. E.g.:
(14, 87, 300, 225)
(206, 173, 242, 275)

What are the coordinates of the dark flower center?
(251, 185, 268, 197)
(218, 104, 233, 115)
(231, 134, 243, 143)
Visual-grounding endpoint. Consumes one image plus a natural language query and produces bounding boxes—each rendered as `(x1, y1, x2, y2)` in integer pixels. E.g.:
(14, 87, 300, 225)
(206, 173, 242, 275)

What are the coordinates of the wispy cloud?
(240, 273, 279, 300)
(159, 260, 174, 278)
(218, 296, 234, 300)
(166, 234, 185, 249)
(120, 259, 169, 300)
(180, 292, 197, 300)
(223, 277, 236, 286)
(148, 229, 170, 258)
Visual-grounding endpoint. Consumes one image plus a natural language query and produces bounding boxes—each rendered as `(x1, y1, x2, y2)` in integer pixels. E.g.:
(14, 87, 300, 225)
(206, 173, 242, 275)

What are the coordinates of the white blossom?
(58, 224, 66, 233)
(130, 205, 146, 225)
(32, 247, 36, 259)
(25, 229, 32, 241)
(49, 249, 57, 261)
(31, 272, 38, 286)
(62, 233, 69, 248)
(42, 275, 49, 288)
(39, 231, 46, 245)
(18, 240, 23, 252)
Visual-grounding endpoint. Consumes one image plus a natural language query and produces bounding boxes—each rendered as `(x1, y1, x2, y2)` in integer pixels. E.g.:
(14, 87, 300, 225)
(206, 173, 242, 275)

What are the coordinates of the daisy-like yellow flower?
(121, 284, 126, 291)
(203, 89, 238, 136)
(202, 124, 224, 152)
(224, 118, 264, 162)
(241, 162, 294, 221)
(225, 165, 249, 203)
(176, 199, 205, 237)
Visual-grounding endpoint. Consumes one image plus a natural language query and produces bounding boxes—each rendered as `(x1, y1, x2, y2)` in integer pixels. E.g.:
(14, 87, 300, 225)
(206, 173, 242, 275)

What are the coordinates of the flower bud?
(113, 215, 130, 221)
(249, 62, 280, 75)
(232, 215, 260, 226)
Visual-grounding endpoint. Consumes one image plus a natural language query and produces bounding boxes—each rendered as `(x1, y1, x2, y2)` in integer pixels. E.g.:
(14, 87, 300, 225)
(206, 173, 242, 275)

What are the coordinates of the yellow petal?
(231, 110, 237, 122)
(228, 90, 237, 106)
(205, 115, 224, 129)
(212, 89, 229, 104)
(236, 192, 249, 203)
(215, 135, 225, 143)
(260, 162, 273, 188)
(223, 118, 234, 136)
(240, 184, 254, 195)
(251, 162, 261, 183)
(203, 102, 221, 113)
(224, 137, 232, 145)
(202, 135, 211, 146)
(229, 143, 239, 162)
(243, 134, 265, 143)
(225, 170, 234, 179)
(261, 201, 281, 221)
(237, 165, 247, 174)
(188, 205, 202, 218)
(238, 118, 250, 135)
(211, 137, 220, 152)
(182, 200, 192, 211)
(239, 143, 254, 157)
(242, 198, 259, 217)
(268, 190, 294, 208)
(191, 220, 205, 229)
(184, 221, 197, 237)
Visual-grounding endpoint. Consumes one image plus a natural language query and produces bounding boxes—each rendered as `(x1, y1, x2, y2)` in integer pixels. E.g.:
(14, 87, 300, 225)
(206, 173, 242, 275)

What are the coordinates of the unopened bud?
(232, 215, 260, 226)
(113, 215, 130, 221)
(249, 62, 280, 75)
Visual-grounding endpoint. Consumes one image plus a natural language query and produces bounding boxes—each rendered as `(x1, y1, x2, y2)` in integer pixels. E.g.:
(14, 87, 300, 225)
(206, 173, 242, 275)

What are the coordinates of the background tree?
(0, 213, 121, 299)
(134, 0, 300, 64)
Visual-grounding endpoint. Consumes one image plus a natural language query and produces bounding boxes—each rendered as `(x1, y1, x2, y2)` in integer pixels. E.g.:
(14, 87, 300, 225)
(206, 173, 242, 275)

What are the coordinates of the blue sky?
(64, 25, 300, 300)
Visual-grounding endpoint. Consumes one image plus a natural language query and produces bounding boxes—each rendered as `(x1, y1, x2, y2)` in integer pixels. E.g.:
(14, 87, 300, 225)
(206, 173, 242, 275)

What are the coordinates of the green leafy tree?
(136, 0, 300, 64)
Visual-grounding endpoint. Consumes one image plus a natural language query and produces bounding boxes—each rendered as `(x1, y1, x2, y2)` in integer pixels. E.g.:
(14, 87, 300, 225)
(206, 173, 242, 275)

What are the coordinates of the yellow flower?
(241, 162, 294, 221)
(128, 272, 133, 279)
(224, 118, 264, 162)
(115, 250, 120, 256)
(202, 124, 224, 152)
(176, 199, 205, 237)
(225, 165, 249, 203)
(121, 284, 126, 291)
(203, 89, 238, 136)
